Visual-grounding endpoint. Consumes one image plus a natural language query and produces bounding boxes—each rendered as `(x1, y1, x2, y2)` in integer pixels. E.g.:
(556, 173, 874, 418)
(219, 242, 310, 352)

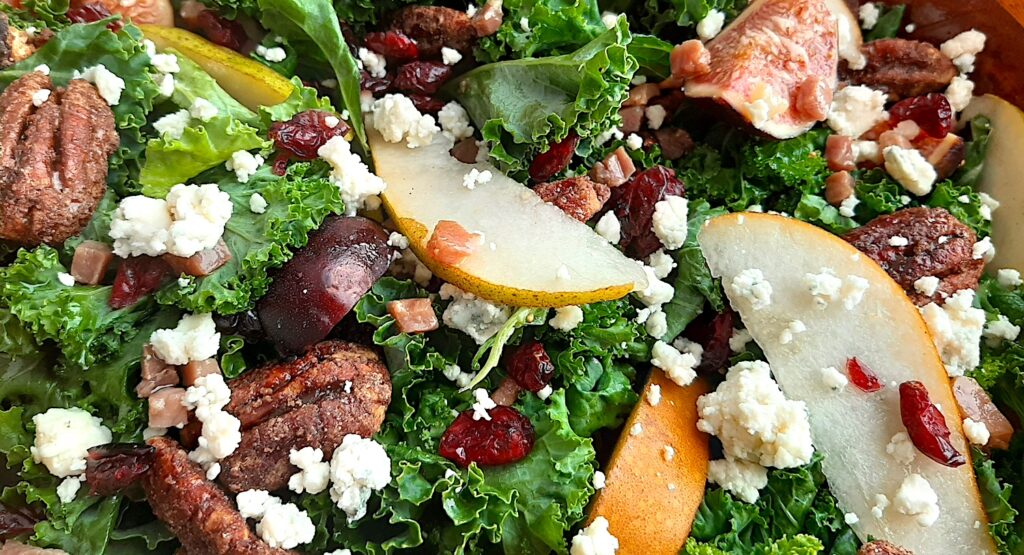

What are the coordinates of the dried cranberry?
(85, 443, 156, 496)
(409, 94, 446, 114)
(846, 357, 884, 392)
(684, 310, 735, 373)
(899, 381, 966, 467)
(361, 71, 394, 95)
(269, 110, 351, 160)
(364, 31, 420, 61)
(109, 256, 171, 309)
(505, 342, 555, 393)
(67, 4, 123, 32)
(528, 133, 580, 183)
(889, 93, 954, 138)
(271, 154, 290, 176)
(610, 165, 686, 258)
(0, 503, 41, 540)
(393, 61, 453, 95)
(181, 9, 247, 51)
(439, 406, 535, 467)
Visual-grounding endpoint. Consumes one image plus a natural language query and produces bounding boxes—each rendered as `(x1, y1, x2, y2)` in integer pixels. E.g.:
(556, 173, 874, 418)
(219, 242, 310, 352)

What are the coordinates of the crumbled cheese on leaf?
(707, 458, 769, 503)
(32, 408, 112, 478)
(329, 434, 392, 521)
(919, 289, 985, 376)
(150, 313, 221, 365)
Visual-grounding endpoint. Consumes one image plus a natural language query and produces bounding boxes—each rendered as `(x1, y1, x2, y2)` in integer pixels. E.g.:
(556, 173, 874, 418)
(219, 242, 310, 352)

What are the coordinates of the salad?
(0, 0, 1021, 553)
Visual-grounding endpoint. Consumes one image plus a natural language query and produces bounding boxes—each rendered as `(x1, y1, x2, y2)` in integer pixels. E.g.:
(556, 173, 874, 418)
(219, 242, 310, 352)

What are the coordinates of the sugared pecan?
(0, 73, 117, 245)
(843, 39, 957, 100)
(389, 6, 476, 57)
(534, 176, 610, 223)
(858, 540, 914, 555)
(844, 207, 983, 305)
(215, 341, 391, 494)
(142, 437, 292, 555)
(0, 15, 37, 69)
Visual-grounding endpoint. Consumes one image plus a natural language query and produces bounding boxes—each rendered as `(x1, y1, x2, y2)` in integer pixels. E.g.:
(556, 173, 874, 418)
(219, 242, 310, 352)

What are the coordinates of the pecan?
(0, 73, 118, 246)
(216, 341, 391, 494)
(534, 176, 611, 223)
(389, 6, 476, 57)
(0, 14, 37, 69)
(142, 437, 293, 555)
(843, 39, 957, 100)
(844, 207, 983, 306)
(858, 541, 914, 555)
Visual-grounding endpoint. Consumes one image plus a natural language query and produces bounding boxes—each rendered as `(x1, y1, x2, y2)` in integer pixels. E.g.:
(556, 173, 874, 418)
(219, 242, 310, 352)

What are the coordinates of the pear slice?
(960, 94, 1024, 273)
(823, 0, 864, 68)
(698, 213, 995, 554)
(587, 374, 710, 554)
(369, 132, 647, 307)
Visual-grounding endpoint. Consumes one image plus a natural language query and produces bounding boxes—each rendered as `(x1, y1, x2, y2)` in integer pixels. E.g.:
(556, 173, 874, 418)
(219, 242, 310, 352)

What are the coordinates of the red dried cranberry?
(409, 94, 446, 114)
(610, 165, 686, 258)
(361, 71, 394, 95)
(393, 61, 453, 95)
(271, 154, 290, 176)
(684, 310, 735, 373)
(439, 406, 535, 467)
(528, 133, 580, 183)
(0, 503, 41, 540)
(109, 256, 171, 309)
(364, 31, 420, 61)
(846, 357, 884, 392)
(899, 381, 966, 467)
(505, 342, 555, 393)
(67, 4, 123, 31)
(181, 9, 247, 51)
(889, 93, 954, 138)
(269, 110, 351, 160)
(85, 443, 156, 496)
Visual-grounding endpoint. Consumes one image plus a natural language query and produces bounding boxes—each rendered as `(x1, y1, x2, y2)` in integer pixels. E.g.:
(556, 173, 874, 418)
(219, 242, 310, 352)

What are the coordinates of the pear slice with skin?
(698, 213, 995, 554)
(961, 94, 1024, 273)
(369, 131, 647, 307)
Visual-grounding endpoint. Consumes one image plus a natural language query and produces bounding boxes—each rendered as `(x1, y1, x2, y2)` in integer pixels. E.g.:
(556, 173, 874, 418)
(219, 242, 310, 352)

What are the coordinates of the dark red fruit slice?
(611, 165, 686, 258)
(85, 443, 156, 496)
(364, 31, 420, 61)
(846, 357, 884, 392)
(181, 8, 247, 51)
(109, 256, 172, 309)
(684, 310, 735, 373)
(439, 406, 535, 467)
(0, 503, 41, 540)
(528, 133, 580, 183)
(67, 3, 123, 31)
(505, 342, 555, 393)
(393, 61, 453, 95)
(409, 94, 445, 114)
(257, 216, 391, 354)
(889, 93, 954, 138)
(269, 110, 351, 160)
(899, 380, 966, 468)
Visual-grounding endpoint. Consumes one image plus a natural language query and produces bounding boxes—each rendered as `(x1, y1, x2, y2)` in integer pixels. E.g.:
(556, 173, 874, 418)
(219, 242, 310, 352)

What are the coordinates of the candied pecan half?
(0, 74, 118, 245)
(858, 541, 914, 555)
(843, 39, 957, 100)
(216, 341, 391, 493)
(389, 6, 475, 57)
(844, 207, 983, 305)
(142, 437, 292, 555)
(534, 176, 611, 223)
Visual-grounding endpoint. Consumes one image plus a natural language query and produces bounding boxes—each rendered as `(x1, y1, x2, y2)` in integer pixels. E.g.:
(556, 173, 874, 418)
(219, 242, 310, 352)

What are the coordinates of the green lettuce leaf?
(166, 48, 259, 126)
(259, 77, 334, 126)
(663, 200, 728, 342)
(630, 34, 674, 80)
(452, 19, 637, 178)
(864, 4, 906, 41)
(475, 0, 607, 62)
(604, 0, 744, 36)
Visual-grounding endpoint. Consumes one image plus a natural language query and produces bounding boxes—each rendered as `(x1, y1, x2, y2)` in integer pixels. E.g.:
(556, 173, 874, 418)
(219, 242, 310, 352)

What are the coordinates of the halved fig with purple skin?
(683, 0, 840, 139)
(85, 443, 156, 496)
(258, 216, 391, 354)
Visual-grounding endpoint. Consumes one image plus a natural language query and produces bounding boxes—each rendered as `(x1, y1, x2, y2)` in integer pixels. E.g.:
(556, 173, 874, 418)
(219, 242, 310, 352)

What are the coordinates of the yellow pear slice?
(587, 374, 710, 554)
(961, 94, 1024, 273)
(698, 213, 995, 554)
(369, 132, 647, 307)
(139, 24, 292, 111)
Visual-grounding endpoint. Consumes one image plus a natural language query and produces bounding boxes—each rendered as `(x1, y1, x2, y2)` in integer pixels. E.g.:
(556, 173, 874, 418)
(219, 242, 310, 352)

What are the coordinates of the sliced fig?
(683, 0, 839, 139)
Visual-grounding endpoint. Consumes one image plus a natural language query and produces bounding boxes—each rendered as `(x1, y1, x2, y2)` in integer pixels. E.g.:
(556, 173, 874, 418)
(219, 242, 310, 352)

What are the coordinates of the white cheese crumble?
(647, 384, 662, 406)
(256, 45, 287, 63)
(237, 489, 280, 520)
(594, 212, 621, 244)
(652, 195, 689, 250)
(731, 269, 773, 310)
(387, 232, 410, 250)
(827, 86, 888, 138)
(919, 289, 985, 376)
(57, 476, 83, 504)
(663, 444, 676, 461)
(75, 65, 124, 105)
(779, 320, 807, 345)
(318, 136, 387, 215)
(156, 73, 176, 97)
(152, 109, 191, 140)
(647, 250, 676, 280)
(188, 98, 219, 122)
(696, 9, 726, 41)
(729, 328, 753, 353)
(984, 315, 1021, 346)
(893, 473, 940, 527)
(31, 408, 112, 478)
(462, 168, 493, 190)
(56, 271, 75, 287)
(697, 361, 814, 468)
(537, 385, 553, 400)
(940, 29, 986, 74)
(645, 104, 667, 130)
(438, 101, 475, 141)
(972, 236, 995, 262)
(707, 458, 769, 503)
(871, 493, 890, 519)
(883, 145, 937, 196)
(804, 269, 843, 308)
(601, 11, 618, 29)
(256, 501, 315, 549)
(844, 512, 860, 525)
(945, 75, 975, 112)
(625, 133, 643, 150)
(226, 150, 265, 184)
(963, 417, 990, 446)
(329, 434, 392, 521)
(914, 276, 940, 297)
(645, 309, 668, 339)
(439, 284, 511, 344)
(593, 470, 607, 490)
(185, 375, 242, 467)
(471, 388, 497, 421)
(858, 2, 880, 29)
(165, 183, 234, 257)
(651, 340, 698, 387)
(150, 312, 221, 365)
(249, 192, 268, 214)
(820, 366, 848, 390)
(997, 269, 1023, 289)
(842, 275, 870, 309)
(630, 422, 643, 436)
(31, 88, 49, 107)
(886, 431, 916, 465)
(357, 47, 386, 78)
(839, 194, 860, 218)
(979, 192, 1000, 220)
(288, 447, 331, 495)
(550, 306, 584, 331)
(34, 64, 50, 75)
(570, 516, 619, 555)
(371, 94, 440, 149)
(441, 46, 463, 65)
(636, 264, 676, 309)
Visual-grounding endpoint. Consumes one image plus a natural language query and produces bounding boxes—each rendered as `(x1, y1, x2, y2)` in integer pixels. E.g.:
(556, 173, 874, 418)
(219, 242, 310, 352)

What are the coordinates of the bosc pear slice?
(370, 132, 647, 307)
(698, 213, 995, 554)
